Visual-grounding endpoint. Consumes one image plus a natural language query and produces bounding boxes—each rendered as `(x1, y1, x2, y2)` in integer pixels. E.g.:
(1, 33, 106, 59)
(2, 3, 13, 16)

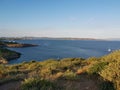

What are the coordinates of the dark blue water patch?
(8, 40, 120, 64)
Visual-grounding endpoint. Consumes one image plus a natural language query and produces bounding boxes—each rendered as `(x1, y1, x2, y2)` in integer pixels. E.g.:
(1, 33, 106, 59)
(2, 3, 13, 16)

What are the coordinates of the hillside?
(0, 50, 120, 90)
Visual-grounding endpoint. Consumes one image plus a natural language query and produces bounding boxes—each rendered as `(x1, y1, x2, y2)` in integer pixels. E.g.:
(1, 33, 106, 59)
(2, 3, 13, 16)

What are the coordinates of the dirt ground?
(0, 75, 99, 90)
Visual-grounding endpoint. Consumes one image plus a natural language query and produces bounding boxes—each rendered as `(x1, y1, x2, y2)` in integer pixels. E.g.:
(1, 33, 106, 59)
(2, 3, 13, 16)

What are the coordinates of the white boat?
(108, 48, 111, 52)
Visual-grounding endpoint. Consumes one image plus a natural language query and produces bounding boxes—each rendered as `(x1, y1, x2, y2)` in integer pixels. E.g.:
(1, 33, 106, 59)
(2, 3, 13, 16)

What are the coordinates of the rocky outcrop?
(3, 52, 21, 60)
(0, 48, 21, 64)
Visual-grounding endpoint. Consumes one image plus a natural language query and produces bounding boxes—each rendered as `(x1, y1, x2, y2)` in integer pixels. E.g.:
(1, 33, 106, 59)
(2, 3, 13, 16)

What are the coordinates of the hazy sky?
(0, 0, 120, 38)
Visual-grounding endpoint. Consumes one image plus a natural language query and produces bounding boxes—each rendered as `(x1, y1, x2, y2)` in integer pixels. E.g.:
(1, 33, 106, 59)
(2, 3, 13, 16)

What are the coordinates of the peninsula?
(0, 40, 38, 63)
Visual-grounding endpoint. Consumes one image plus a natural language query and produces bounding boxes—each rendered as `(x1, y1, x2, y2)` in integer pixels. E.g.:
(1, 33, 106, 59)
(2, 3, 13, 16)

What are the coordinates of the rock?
(0, 48, 21, 64)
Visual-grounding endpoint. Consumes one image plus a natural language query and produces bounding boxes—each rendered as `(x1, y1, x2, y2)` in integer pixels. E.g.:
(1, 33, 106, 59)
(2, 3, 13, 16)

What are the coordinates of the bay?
(8, 39, 120, 64)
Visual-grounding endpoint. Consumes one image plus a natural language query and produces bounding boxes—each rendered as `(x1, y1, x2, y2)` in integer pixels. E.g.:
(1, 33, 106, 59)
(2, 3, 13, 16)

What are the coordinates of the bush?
(87, 62, 108, 75)
(63, 70, 77, 80)
(100, 60, 120, 90)
(21, 78, 59, 90)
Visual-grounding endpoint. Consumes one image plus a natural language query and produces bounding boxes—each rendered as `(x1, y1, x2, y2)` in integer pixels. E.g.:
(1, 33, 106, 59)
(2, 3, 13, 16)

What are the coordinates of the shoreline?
(0, 40, 38, 64)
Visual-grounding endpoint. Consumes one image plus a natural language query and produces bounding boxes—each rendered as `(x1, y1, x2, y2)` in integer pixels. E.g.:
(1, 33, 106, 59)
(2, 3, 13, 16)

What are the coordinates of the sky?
(0, 0, 120, 39)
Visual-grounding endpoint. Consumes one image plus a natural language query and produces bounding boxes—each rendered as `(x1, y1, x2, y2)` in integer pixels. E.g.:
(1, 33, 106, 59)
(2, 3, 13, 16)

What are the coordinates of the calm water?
(8, 39, 120, 64)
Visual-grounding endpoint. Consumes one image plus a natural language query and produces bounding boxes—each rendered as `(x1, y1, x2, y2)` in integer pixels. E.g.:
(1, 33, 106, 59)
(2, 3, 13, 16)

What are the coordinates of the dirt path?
(0, 75, 99, 90)
(0, 81, 21, 90)
(57, 75, 99, 90)
(58, 79, 99, 90)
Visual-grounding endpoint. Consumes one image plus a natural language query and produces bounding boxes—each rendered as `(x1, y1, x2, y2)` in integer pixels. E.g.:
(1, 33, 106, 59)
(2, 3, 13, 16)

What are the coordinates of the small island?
(6, 43, 38, 48)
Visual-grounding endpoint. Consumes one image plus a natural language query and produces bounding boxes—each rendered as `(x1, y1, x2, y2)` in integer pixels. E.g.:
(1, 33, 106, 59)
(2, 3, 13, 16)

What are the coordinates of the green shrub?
(87, 62, 108, 75)
(100, 60, 120, 90)
(21, 78, 59, 90)
(63, 70, 77, 80)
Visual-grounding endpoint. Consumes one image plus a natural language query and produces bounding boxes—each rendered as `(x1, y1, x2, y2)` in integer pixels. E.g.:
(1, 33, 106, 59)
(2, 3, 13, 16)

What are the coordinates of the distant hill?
(106, 38, 120, 41)
(0, 37, 103, 40)
(35, 37, 97, 40)
(0, 37, 33, 40)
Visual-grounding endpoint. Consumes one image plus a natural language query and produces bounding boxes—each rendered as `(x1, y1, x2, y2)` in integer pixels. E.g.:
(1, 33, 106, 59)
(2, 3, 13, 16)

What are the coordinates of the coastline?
(0, 40, 38, 64)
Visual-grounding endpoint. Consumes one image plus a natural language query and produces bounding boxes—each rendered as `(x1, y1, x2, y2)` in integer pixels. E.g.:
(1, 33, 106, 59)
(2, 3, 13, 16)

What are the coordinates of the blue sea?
(8, 39, 120, 64)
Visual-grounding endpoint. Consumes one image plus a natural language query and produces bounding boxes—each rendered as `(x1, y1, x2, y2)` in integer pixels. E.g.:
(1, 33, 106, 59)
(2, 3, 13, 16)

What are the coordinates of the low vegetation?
(0, 50, 120, 90)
